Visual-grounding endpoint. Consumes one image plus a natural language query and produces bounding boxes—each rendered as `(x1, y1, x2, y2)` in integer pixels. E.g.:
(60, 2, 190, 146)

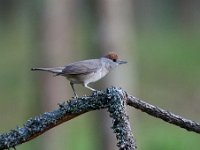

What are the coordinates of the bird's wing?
(59, 59, 101, 75)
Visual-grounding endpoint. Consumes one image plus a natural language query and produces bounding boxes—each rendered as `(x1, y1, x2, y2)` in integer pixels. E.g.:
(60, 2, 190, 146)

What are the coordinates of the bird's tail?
(31, 67, 64, 74)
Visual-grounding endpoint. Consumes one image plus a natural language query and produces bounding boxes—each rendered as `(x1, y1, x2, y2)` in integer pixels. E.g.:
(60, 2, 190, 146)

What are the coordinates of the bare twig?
(126, 95, 200, 133)
(0, 87, 200, 150)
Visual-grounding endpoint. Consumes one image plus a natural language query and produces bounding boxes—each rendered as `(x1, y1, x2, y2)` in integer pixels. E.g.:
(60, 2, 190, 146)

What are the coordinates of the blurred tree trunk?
(97, 0, 138, 149)
(180, 0, 200, 28)
(39, 0, 76, 149)
(133, 0, 162, 30)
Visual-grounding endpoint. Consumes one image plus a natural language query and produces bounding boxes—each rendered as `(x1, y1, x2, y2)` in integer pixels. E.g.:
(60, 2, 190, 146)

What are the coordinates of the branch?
(0, 87, 136, 150)
(0, 87, 200, 150)
(127, 95, 200, 133)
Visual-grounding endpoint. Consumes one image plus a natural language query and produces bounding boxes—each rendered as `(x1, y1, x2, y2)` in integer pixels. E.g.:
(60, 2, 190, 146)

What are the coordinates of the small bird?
(31, 52, 127, 98)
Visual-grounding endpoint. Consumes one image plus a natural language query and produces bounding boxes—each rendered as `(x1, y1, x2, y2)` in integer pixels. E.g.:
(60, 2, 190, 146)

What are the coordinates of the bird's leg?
(83, 83, 96, 91)
(70, 82, 78, 98)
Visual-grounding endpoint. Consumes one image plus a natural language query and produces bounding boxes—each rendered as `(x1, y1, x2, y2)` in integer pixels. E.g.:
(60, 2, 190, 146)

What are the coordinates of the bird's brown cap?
(104, 52, 119, 62)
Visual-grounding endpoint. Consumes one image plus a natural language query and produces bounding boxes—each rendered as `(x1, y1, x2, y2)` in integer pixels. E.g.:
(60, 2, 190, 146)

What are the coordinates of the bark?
(1, 87, 199, 150)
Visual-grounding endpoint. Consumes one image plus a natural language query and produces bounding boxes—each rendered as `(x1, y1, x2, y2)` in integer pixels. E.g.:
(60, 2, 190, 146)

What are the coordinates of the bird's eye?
(113, 59, 117, 62)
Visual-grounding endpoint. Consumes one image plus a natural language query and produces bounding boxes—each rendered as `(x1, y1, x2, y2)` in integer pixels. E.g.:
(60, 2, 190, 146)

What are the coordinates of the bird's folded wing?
(59, 59, 101, 75)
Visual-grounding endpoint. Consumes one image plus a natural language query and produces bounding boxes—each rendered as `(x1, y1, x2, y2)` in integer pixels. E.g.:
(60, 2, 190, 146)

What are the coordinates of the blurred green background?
(0, 0, 200, 150)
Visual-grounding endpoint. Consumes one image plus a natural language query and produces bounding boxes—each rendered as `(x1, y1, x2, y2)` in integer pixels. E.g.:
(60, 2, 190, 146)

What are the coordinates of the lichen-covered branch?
(127, 95, 200, 133)
(0, 87, 200, 150)
(107, 88, 136, 149)
(0, 87, 136, 150)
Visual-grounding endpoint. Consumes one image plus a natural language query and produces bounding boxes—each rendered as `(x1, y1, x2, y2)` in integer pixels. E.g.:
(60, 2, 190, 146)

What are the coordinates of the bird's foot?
(72, 94, 78, 99)
(92, 90, 102, 96)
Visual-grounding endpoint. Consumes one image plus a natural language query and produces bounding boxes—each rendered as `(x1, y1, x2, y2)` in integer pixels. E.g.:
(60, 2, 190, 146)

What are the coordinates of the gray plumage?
(57, 59, 102, 75)
(31, 52, 127, 98)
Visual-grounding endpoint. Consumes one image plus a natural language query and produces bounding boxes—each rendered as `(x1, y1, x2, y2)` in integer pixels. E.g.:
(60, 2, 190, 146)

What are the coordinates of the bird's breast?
(66, 67, 109, 84)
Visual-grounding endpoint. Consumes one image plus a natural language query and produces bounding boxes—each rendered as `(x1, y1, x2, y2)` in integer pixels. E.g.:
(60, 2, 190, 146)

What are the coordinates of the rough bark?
(0, 87, 200, 150)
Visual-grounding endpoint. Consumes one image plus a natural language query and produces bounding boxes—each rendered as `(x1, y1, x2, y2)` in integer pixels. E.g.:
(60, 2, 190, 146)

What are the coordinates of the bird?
(31, 52, 127, 98)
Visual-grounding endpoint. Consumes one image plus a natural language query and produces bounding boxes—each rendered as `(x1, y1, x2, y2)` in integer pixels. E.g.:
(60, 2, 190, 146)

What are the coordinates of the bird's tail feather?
(31, 67, 64, 74)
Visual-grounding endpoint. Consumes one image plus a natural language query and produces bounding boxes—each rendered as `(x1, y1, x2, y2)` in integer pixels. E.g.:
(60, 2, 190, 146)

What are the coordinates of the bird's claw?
(92, 90, 101, 96)
(72, 94, 78, 99)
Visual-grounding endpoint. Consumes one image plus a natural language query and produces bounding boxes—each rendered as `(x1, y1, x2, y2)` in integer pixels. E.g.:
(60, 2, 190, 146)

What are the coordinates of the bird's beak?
(117, 60, 127, 65)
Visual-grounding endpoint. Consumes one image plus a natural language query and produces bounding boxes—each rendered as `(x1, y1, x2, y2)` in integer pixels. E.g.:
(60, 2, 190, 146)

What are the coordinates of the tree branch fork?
(0, 87, 199, 150)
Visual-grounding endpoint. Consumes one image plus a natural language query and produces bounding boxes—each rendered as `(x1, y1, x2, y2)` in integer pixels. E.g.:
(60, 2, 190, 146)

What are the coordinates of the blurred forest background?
(0, 0, 200, 150)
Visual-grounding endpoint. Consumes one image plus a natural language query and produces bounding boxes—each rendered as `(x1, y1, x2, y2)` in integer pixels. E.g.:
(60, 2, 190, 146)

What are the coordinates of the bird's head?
(104, 52, 127, 65)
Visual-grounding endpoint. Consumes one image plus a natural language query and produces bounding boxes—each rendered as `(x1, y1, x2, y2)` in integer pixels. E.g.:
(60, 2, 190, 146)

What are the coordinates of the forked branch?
(0, 87, 199, 150)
